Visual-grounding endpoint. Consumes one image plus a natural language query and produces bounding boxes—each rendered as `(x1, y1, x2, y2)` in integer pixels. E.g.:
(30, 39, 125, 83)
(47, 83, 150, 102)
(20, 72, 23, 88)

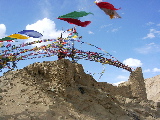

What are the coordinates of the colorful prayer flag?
(58, 11, 93, 27)
(58, 18, 91, 27)
(95, 1, 121, 19)
(18, 30, 43, 38)
(8, 34, 29, 39)
(0, 37, 16, 42)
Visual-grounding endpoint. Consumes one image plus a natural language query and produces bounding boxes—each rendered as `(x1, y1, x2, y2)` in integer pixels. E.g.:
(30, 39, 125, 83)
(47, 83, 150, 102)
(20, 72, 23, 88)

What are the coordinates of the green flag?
(58, 11, 93, 19)
(0, 37, 16, 41)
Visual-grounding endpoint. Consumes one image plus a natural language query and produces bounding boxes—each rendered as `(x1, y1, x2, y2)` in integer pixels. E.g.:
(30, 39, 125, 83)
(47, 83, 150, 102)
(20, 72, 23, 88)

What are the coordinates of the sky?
(0, 0, 160, 85)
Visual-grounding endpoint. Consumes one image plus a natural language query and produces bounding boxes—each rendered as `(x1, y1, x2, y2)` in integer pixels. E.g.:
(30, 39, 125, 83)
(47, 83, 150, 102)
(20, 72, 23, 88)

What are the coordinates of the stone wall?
(97, 67, 148, 101)
(22, 59, 98, 96)
(128, 67, 147, 100)
(14, 59, 147, 101)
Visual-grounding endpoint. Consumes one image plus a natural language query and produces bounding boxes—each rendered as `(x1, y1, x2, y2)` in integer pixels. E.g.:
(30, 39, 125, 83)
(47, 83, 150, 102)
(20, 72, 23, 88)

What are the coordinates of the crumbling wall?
(11, 59, 148, 101)
(97, 82, 133, 98)
(98, 67, 148, 101)
(128, 67, 147, 100)
(22, 59, 98, 96)
(1, 59, 159, 120)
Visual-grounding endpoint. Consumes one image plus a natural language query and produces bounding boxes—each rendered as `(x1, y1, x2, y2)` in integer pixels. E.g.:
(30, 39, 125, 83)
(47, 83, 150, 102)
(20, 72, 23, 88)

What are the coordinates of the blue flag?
(18, 30, 43, 38)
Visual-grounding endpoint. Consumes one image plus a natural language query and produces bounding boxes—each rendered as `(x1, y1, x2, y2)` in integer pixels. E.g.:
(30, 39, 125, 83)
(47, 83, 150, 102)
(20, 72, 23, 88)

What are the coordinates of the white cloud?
(151, 29, 160, 34)
(122, 69, 128, 72)
(123, 58, 142, 67)
(88, 31, 94, 34)
(113, 81, 125, 86)
(26, 18, 67, 39)
(146, 22, 154, 26)
(143, 29, 160, 39)
(143, 33, 155, 39)
(0, 24, 6, 38)
(143, 68, 160, 73)
(157, 24, 160, 26)
(117, 75, 128, 80)
(113, 75, 129, 86)
(111, 28, 119, 32)
(112, 50, 117, 53)
(95, 0, 103, 3)
(25, 18, 69, 47)
(152, 68, 160, 72)
(135, 42, 160, 54)
(143, 69, 151, 73)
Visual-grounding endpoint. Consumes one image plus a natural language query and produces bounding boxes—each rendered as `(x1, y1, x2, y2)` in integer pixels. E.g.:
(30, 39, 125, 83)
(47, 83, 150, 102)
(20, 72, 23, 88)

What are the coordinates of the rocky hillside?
(0, 59, 160, 120)
(145, 75, 160, 102)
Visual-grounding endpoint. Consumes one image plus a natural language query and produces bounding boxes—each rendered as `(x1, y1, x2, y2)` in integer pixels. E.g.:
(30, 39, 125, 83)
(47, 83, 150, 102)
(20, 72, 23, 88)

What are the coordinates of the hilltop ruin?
(0, 59, 159, 120)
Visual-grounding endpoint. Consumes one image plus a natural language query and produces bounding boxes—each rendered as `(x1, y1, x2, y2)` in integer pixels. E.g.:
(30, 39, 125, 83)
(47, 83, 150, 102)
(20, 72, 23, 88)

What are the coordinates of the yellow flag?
(8, 34, 29, 39)
(72, 35, 78, 38)
(0, 43, 3, 47)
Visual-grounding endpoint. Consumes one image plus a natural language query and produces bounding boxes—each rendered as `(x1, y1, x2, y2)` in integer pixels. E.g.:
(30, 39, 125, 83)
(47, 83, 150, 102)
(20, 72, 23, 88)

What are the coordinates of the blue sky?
(0, 0, 160, 85)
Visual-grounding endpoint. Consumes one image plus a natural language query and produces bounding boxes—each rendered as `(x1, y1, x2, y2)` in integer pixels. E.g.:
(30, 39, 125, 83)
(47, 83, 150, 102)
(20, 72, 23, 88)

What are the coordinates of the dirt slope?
(145, 75, 160, 102)
(0, 59, 160, 120)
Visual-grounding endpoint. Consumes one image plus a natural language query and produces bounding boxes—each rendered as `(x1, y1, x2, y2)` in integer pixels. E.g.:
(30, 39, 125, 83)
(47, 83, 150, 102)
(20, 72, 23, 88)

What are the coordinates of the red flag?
(58, 18, 91, 27)
(96, 2, 120, 10)
(95, 1, 121, 19)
